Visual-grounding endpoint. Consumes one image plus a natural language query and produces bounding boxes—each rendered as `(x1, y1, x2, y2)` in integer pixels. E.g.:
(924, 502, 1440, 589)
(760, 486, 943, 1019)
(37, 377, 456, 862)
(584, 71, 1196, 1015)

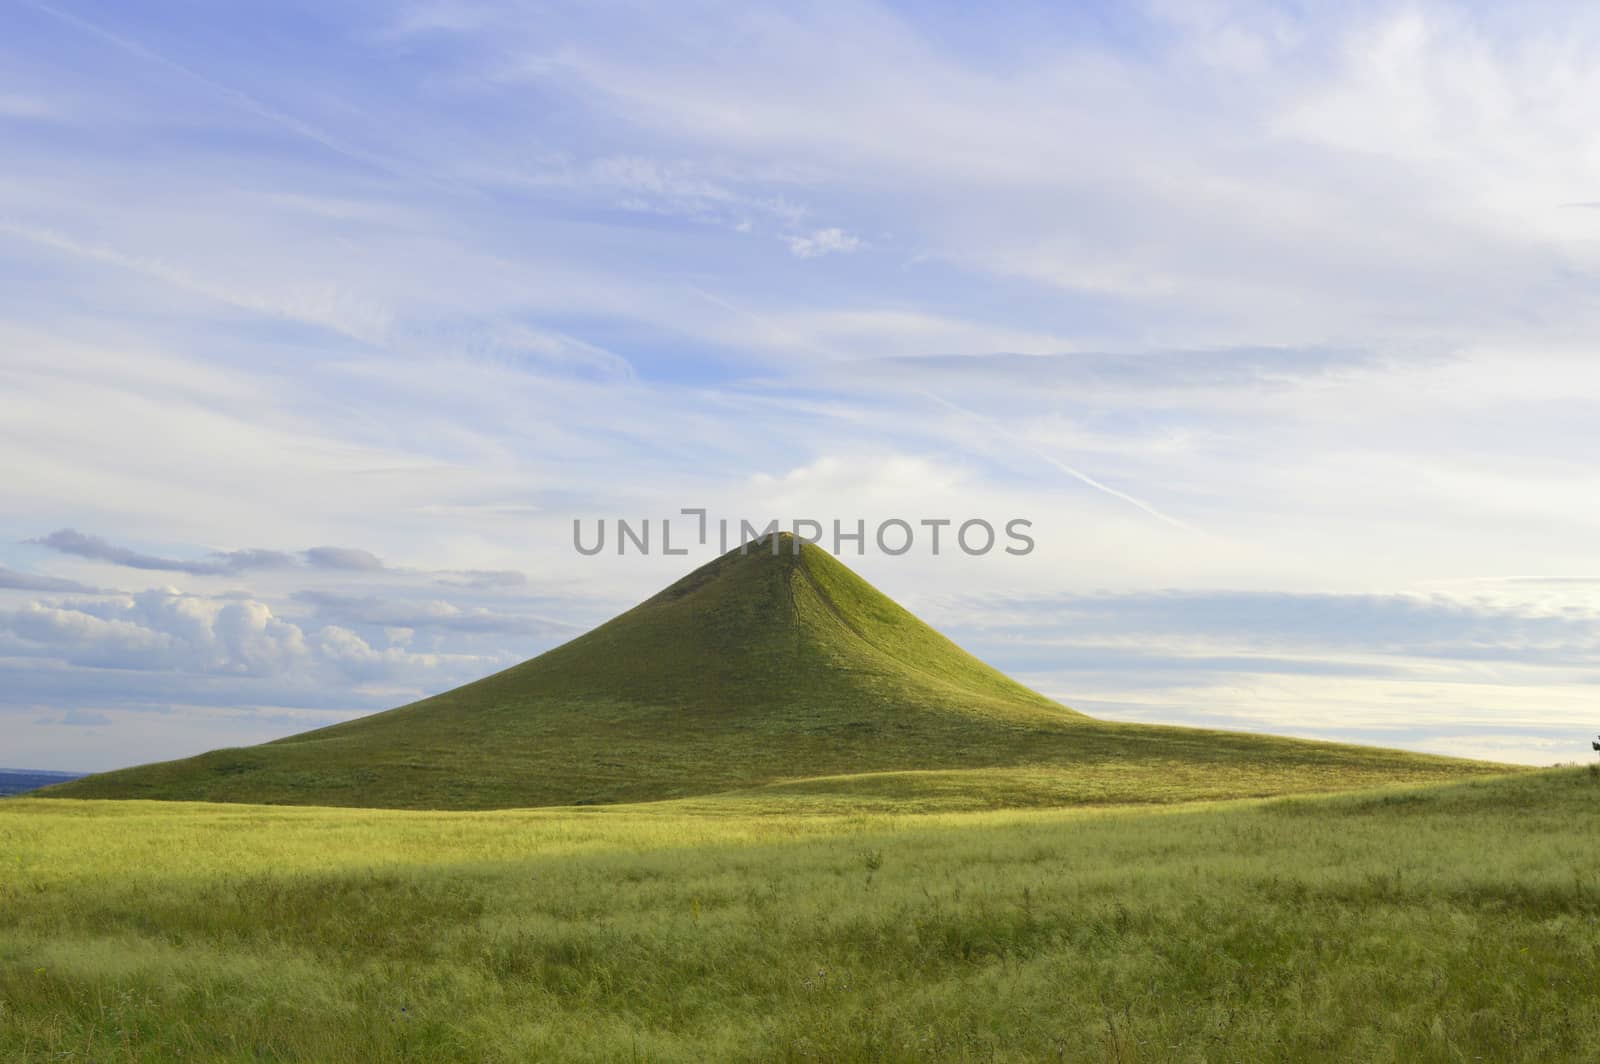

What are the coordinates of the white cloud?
(787, 227, 862, 258)
(9, 603, 176, 668)
(0, 588, 489, 684)
(6, 2, 1600, 771)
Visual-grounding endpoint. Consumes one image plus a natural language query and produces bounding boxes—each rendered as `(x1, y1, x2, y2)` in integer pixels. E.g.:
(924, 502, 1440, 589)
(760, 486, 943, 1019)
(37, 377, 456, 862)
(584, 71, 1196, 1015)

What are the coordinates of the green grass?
(13, 537, 1568, 1059)
(3, 767, 1595, 1061)
(47, 537, 1509, 809)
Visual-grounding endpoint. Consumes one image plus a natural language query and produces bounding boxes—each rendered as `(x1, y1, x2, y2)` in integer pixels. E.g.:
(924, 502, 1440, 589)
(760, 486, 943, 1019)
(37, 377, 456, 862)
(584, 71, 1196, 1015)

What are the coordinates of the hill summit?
(49, 536, 1500, 809)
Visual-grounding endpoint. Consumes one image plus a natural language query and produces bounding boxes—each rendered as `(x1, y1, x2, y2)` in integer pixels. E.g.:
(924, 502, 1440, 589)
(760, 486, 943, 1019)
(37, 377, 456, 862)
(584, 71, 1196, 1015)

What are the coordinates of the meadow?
(3, 766, 1595, 1062)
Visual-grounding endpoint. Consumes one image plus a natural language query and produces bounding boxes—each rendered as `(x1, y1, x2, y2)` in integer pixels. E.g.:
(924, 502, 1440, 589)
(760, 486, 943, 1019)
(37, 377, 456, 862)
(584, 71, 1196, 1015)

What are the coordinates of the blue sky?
(5, 0, 1600, 771)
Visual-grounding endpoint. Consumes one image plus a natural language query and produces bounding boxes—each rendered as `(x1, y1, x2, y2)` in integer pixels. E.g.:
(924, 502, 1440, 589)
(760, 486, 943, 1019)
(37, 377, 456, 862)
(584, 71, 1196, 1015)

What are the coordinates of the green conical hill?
(48, 536, 1506, 809)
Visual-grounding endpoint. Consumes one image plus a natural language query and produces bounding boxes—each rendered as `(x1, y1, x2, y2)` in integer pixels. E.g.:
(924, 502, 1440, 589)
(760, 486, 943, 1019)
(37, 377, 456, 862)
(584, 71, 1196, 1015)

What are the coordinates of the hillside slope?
(49, 536, 1507, 809)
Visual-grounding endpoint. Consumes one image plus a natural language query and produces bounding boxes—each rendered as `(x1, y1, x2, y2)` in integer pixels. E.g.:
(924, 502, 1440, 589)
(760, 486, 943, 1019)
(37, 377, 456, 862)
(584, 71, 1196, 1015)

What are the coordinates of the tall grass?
(2, 767, 1594, 1061)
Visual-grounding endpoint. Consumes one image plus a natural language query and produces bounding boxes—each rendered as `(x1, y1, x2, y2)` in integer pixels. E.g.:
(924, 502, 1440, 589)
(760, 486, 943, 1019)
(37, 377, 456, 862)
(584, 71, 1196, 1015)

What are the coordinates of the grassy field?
(4, 766, 1594, 1062)
(48, 539, 1504, 809)
(22, 536, 1555, 1059)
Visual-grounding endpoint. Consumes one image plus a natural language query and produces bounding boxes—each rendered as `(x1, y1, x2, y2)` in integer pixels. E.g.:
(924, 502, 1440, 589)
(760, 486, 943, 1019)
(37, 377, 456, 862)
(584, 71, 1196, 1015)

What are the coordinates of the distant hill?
(1, 769, 85, 797)
(47, 536, 1509, 809)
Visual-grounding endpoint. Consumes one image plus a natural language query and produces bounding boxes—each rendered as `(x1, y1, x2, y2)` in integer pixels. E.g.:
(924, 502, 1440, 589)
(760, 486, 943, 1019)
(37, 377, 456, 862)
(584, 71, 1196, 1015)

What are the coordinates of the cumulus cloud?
(0, 588, 491, 683)
(6, 591, 307, 674)
(9, 602, 176, 669)
(314, 624, 455, 681)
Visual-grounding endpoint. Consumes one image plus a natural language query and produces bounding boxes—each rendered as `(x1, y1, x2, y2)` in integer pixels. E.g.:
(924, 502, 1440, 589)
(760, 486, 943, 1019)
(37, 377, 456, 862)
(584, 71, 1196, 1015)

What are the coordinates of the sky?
(4, 0, 1600, 772)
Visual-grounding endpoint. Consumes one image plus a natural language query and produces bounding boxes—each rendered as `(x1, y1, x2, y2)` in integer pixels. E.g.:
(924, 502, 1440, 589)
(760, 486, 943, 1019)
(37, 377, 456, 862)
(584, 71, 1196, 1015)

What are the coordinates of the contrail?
(918, 389, 1194, 532)
(684, 284, 854, 362)
(0, 218, 395, 346)
(21, 0, 441, 189)
(678, 288, 1193, 531)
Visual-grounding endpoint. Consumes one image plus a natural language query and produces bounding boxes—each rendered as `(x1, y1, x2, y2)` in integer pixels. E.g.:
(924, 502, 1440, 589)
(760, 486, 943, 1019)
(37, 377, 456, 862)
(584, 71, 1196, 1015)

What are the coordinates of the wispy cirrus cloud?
(6, 1, 1600, 773)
